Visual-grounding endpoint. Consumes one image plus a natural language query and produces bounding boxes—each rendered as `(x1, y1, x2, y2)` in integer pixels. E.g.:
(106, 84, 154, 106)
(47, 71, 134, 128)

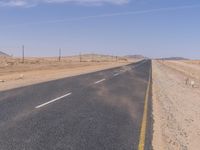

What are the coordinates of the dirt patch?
(152, 60, 200, 150)
(162, 60, 200, 81)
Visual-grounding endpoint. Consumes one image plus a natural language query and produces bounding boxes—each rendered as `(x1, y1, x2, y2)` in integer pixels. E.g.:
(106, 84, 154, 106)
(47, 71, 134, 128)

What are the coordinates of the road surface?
(0, 60, 152, 150)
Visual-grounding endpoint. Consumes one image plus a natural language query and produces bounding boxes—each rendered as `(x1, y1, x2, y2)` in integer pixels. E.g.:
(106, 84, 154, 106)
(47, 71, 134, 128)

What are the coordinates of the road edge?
(138, 60, 153, 150)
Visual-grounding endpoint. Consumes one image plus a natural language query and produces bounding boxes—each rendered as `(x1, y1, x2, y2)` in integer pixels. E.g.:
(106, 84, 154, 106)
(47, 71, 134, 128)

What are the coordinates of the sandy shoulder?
(0, 61, 131, 91)
(152, 60, 200, 150)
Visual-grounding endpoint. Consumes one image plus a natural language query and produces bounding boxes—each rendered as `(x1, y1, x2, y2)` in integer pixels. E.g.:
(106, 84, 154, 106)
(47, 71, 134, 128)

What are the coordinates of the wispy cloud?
(0, 0, 28, 7)
(1, 4, 200, 28)
(0, 0, 129, 7)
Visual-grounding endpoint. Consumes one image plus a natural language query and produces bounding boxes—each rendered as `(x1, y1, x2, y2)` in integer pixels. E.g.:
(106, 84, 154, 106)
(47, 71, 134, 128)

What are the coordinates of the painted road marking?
(113, 73, 119, 77)
(94, 78, 106, 84)
(132, 60, 147, 69)
(138, 68, 151, 150)
(35, 92, 72, 109)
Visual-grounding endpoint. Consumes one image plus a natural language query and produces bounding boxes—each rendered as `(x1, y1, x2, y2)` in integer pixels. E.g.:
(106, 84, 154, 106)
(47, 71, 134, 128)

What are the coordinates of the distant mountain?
(159, 57, 189, 60)
(0, 51, 10, 57)
(125, 55, 148, 59)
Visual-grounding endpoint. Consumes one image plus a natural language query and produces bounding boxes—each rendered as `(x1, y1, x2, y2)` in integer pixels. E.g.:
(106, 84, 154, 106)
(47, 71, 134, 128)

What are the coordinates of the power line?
(22, 45, 24, 63)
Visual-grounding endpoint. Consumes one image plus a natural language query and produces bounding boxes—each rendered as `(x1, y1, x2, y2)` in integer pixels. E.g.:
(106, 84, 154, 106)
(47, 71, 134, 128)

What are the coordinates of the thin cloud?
(0, 0, 129, 7)
(0, 0, 28, 7)
(1, 4, 200, 28)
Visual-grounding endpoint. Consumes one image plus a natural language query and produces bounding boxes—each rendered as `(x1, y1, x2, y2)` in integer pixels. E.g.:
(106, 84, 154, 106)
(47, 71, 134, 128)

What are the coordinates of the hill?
(159, 57, 189, 60)
(0, 51, 10, 57)
(125, 55, 147, 59)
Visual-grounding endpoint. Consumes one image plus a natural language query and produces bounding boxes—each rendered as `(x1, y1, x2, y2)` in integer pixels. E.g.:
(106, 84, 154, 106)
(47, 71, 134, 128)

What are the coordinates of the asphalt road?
(0, 60, 152, 150)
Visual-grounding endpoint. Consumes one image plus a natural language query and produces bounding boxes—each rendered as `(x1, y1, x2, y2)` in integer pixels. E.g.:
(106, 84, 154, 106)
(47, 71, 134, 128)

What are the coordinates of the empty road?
(0, 60, 152, 150)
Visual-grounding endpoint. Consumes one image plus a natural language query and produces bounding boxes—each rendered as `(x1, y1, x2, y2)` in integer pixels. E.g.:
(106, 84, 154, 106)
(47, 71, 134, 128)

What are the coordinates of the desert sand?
(0, 55, 133, 91)
(152, 60, 200, 150)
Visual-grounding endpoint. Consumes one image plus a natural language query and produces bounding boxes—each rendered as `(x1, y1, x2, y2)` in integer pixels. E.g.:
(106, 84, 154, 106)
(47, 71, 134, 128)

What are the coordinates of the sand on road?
(0, 55, 134, 91)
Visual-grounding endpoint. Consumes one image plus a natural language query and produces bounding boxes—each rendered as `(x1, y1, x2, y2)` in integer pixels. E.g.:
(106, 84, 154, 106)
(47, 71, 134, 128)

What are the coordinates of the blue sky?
(0, 0, 200, 58)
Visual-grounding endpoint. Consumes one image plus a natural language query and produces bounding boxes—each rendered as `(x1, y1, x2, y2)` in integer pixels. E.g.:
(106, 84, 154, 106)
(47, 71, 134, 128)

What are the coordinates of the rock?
(0, 80, 5, 82)
(19, 74, 24, 79)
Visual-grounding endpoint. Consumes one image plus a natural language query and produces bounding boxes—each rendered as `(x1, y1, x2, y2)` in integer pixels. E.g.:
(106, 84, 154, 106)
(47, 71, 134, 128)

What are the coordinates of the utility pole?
(22, 45, 24, 63)
(59, 48, 61, 62)
(112, 55, 115, 62)
(91, 53, 93, 62)
(80, 52, 82, 62)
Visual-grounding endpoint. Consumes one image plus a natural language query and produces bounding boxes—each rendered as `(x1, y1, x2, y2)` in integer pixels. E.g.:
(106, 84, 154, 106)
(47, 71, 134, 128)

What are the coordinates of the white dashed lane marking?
(35, 92, 72, 109)
(35, 61, 147, 109)
(94, 79, 106, 84)
(113, 73, 119, 77)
